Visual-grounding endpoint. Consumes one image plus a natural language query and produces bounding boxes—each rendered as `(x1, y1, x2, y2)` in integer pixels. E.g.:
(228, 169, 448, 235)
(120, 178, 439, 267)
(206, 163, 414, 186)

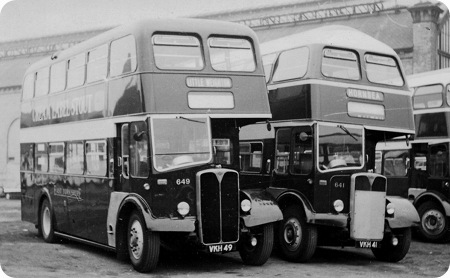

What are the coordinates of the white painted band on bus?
(267, 79, 411, 96)
(20, 113, 272, 143)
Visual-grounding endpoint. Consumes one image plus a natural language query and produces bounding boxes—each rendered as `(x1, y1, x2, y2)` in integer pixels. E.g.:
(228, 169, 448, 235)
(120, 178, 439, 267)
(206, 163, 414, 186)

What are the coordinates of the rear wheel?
(39, 199, 56, 243)
(372, 228, 411, 262)
(239, 223, 274, 266)
(278, 206, 317, 262)
(127, 210, 160, 272)
(417, 201, 450, 243)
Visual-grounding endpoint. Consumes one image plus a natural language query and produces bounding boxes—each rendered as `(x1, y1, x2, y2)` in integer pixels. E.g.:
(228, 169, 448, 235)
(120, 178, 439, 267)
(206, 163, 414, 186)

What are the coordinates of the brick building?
(0, 0, 448, 197)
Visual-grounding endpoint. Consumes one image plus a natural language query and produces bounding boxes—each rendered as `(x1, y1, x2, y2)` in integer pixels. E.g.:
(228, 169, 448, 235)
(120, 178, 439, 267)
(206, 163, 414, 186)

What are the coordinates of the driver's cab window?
(130, 121, 149, 178)
(429, 144, 448, 177)
(292, 127, 313, 175)
(121, 124, 129, 178)
(275, 128, 291, 174)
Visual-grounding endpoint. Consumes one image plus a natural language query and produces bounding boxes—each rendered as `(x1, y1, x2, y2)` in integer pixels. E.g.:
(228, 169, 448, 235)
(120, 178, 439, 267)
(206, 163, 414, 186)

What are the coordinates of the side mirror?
(299, 132, 311, 141)
(133, 131, 147, 141)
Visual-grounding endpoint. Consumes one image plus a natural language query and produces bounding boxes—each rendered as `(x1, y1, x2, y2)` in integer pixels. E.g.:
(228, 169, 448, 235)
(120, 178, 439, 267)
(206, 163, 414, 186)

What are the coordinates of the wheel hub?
(129, 221, 143, 259)
(283, 218, 301, 250)
(422, 210, 445, 235)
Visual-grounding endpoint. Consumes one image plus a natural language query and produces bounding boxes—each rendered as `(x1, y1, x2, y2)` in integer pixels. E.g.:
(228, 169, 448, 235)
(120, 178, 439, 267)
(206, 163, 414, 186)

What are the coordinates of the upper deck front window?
(365, 54, 404, 86)
(413, 84, 443, 109)
(321, 48, 360, 81)
(153, 34, 204, 70)
(151, 116, 212, 172)
(318, 124, 363, 171)
(272, 47, 309, 82)
(209, 37, 255, 72)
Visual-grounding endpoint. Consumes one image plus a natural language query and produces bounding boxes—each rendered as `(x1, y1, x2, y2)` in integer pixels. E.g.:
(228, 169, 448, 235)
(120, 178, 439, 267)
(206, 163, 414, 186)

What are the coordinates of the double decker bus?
(239, 25, 419, 263)
(376, 68, 450, 242)
(20, 18, 282, 272)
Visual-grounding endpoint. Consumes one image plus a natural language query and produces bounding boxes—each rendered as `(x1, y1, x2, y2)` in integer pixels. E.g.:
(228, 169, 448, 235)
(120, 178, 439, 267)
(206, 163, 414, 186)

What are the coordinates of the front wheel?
(239, 223, 274, 266)
(417, 201, 450, 243)
(39, 199, 56, 243)
(128, 210, 160, 272)
(278, 206, 317, 262)
(371, 227, 411, 262)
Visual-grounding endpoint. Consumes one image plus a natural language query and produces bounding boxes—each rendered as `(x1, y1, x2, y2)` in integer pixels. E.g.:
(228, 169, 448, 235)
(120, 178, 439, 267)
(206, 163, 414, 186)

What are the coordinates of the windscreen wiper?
(338, 125, 358, 141)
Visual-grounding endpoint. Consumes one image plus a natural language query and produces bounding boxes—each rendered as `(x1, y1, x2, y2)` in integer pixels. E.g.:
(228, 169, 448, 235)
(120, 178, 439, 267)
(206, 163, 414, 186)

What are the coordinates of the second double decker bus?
(376, 68, 450, 242)
(239, 25, 419, 263)
(20, 18, 282, 272)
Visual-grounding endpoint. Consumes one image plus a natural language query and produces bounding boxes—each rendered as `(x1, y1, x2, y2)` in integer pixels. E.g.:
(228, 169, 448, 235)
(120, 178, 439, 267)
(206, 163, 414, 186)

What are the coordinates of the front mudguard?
(240, 189, 283, 227)
(386, 196, 420, 229)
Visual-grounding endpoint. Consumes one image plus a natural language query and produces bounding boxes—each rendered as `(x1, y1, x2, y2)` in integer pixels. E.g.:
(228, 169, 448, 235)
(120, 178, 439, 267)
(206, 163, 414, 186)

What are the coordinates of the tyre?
(371, 227, 411, 262)
(38, 199, 57, 243)
(239, 223, 274, 266)
(278, 205, 317, 262)
(417, 201, 450, 243)
(128, 210, 160, 273)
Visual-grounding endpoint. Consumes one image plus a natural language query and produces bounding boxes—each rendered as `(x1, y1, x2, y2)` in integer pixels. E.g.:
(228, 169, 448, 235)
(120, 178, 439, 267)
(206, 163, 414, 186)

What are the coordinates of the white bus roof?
(407, 67, 450, 89)
(260, 25, 397, 57)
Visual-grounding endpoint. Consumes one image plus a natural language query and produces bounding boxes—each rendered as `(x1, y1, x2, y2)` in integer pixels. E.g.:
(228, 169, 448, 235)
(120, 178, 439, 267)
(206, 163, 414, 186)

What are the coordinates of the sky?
(0, 0, 300, 42)
(0, 0, 449, 42)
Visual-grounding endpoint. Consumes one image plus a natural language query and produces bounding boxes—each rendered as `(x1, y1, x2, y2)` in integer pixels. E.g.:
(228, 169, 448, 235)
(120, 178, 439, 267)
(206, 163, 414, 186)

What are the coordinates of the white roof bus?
(239, 25, 419, 263)
(376, 67, 450, 243)
(19, 18, 282, 272)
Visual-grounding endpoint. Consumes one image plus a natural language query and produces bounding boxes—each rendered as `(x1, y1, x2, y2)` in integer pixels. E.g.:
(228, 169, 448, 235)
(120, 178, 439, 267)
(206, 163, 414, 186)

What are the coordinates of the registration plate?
(207, 243, 235, 253)
(356, 240, 381, 249)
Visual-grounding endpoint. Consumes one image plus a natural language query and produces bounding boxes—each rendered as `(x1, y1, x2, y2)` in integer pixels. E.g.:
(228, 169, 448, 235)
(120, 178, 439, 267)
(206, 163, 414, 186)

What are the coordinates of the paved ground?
(0, 198, 449, 278)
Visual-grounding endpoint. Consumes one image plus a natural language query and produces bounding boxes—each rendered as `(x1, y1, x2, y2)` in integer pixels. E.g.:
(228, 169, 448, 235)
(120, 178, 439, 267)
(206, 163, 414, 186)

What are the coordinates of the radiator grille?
(198, 170, 239, 244)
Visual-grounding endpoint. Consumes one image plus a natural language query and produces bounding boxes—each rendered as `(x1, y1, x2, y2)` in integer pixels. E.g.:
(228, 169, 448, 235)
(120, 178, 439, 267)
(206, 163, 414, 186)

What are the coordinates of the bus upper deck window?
(262, 53, 277, 83)
(22, 74, 35, 100)
(87, 44, 108, 83)
(365, 54, 404, 86)
(272, 47, 309, 82)
(110, 35, 137, 77)
(322, 48, 360, 81)
(413, 84, 443, 109)
(67, 53, 86, 89)
(50, 61, 66, 94)
(446, 84, 450, 106)
(152, 34, 203, 70)
(209, 37, 255, 72)
(35, 67, 50, 97)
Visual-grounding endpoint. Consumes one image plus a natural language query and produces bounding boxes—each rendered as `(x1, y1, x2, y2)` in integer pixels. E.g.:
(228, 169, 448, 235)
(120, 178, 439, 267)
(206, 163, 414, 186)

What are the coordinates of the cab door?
(427, 142, 450, 198)
(118, 123, 131, 192)
(272, 126, 314, 197)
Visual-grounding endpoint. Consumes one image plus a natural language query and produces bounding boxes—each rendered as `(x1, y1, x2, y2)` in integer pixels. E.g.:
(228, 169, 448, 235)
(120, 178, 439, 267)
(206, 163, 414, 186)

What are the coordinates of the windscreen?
(318, 124, 364, 171)
(151, 116, 212, 172)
